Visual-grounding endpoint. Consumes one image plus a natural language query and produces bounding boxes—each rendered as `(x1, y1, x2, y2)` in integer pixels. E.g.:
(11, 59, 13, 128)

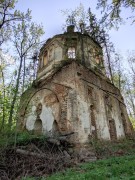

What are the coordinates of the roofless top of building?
(37, 25, 105, 80)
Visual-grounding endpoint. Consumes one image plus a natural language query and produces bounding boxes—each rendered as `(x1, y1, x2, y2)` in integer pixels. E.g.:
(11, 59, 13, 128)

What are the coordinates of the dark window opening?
(44, 51, 48, 66)
(109, 119, 117, 140)
(77, 72, 82, 76)
(48, 48, 53, 61)
(41, 57, 44, 69)
(34, 118, 42, 134)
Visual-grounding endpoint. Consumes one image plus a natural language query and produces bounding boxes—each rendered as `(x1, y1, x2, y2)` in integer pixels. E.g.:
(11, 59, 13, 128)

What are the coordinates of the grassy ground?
(1, 132, 135, 179)
(46, 155, 135, 180)
(90, 139, 135, 158)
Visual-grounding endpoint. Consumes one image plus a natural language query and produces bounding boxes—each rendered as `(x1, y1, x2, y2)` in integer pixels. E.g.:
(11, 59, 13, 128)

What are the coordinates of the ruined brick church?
(18, 25, 133, 144)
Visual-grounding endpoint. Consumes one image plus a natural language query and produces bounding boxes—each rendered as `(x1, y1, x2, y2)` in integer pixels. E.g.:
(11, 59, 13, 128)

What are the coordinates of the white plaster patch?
(32, 106, 36, 112)
(40, 105, 54, 132)
(24, 89, 59, 134)
(91, 126, 95, 131)
(54, 46, 62, 61)
(26, 114, 37, 131)
(111, 98, 125, 138)
(95, 91, 110, 140)
(77, 95, 90, 143)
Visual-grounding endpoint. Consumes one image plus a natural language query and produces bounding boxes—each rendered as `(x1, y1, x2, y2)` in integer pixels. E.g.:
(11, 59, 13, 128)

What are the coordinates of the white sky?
(15, 0, 135, 58)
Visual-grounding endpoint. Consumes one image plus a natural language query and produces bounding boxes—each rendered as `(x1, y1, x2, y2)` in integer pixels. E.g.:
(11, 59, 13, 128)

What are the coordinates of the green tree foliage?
(123, 80, 135, 126)
(0, 0, 31, 46)
(0, 0, 44, 131)
(0, 50, 17, 132)
(97, 0, 135, 28)
(62, 5, 115, 83)
(111, 53, 126, 91)
(128, 51, 135, 80)
(130, 116, 135, 129)
(109, 51, 135, 123)
(125, 51, 135, 119)
(8, 20, 44, 129)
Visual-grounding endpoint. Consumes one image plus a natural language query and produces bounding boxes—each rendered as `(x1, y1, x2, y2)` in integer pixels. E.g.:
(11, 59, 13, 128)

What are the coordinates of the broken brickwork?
(18, 26, 134, 144)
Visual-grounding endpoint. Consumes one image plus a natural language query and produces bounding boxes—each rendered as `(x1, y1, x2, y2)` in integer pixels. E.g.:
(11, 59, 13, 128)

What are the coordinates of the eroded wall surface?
(37, 33, 105, 81)
(18, 62, 133, 144)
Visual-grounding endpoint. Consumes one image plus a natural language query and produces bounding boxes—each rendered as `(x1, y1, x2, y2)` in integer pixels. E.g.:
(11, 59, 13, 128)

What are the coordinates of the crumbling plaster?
(18, 61, 133, 144)
(37, 32, 104, 81)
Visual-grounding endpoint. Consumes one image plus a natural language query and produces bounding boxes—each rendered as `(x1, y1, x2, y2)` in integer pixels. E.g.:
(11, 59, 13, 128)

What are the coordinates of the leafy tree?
(87, 8, 116, 83)
(0, 50, 16, 131)
(124, 81, 135, 118)
(8, 20, 44, 129)
(0, 51, 6, 130)
(110, 52, 126, 90)
(0, 0, 31, 46)
(0, 1, 44, 131)
(130, 116, 135, 129)
(62, 3, 87, 31)
(128, 51, 135, 79)
(97, 0, 135, 28)
(126, 51, 135, 118)
(62, 5, 115, 83)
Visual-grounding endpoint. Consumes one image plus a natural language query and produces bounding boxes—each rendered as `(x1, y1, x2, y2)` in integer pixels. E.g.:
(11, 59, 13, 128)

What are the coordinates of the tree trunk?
(104, 42, 114, 84)
(127, 84, 135, 118)
(0, 67, 6, 132)
(8, 57, 23, 129)
(118, 73, 121, 91)
(22, 56, 25, 93)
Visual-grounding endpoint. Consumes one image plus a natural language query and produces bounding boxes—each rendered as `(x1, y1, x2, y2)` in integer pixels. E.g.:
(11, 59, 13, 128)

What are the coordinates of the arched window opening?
(67, 47, 76, 59)
(48, 48, 53, 61)
(34, 118, 42, 134)
(109, 119, 117, 140)
(44, 51, 48, 66)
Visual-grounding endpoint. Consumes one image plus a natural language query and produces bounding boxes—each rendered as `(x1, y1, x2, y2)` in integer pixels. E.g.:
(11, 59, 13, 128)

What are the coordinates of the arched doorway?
(34, 117, 42, 134)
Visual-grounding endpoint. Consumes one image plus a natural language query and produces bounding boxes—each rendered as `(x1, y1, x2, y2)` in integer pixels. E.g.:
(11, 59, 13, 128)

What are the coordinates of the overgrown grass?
(15, 131, 47, 145)
(1, 131, 135, 179)
(0, 130, 47, 147)
(90, 138, 135, 158)
(46, 155, 135, 180)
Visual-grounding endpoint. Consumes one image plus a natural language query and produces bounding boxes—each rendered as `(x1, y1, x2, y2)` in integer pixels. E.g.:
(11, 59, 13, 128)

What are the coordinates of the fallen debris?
(0, 136, 97, 180)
